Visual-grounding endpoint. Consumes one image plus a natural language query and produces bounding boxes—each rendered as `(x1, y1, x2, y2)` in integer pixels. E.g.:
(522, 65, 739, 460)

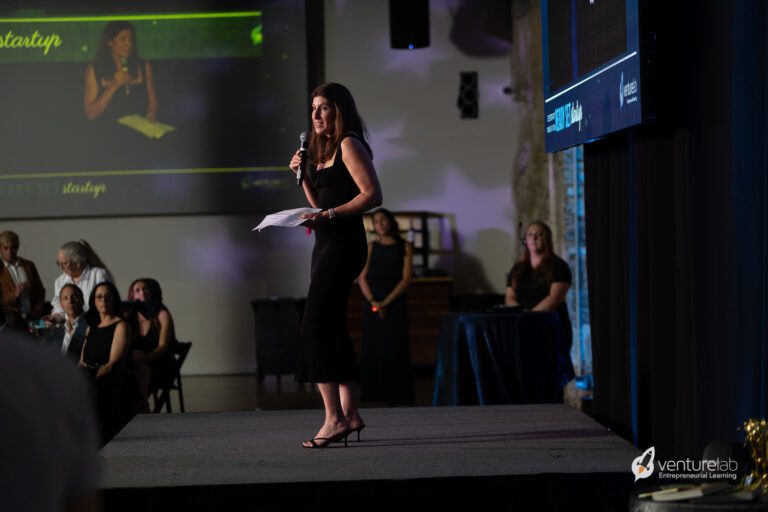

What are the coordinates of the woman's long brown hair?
(309, 82, 372, 165)
(509, 221, 557, 286)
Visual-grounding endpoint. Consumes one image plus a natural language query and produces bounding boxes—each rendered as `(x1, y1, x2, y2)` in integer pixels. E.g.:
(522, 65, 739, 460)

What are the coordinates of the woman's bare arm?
(95, 321, 128, 380)
(144, 61, 158, 121)
(84, 64, 125, 121)
(145, 310, 172, 361)
(357, 243, 375, 301)
(532, 282, 570, 311)
(334, 137, 382, 216)
(379, 242, 413, 307)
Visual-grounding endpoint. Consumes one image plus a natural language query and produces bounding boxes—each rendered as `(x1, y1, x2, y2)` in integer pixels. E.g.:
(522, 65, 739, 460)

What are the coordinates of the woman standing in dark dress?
(358, 208, 414, 405)
(289, 83, 382, 448)
(80, 281, 129, 444)
(505, 221, 575, 384)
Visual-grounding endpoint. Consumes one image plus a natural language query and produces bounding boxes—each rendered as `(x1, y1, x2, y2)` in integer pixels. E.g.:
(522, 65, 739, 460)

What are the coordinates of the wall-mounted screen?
(542, 0, 651, 153)
(0, 0, 308, 219)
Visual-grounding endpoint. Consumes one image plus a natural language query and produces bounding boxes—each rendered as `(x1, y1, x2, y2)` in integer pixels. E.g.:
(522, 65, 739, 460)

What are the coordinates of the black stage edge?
(101, 404, 639, 511)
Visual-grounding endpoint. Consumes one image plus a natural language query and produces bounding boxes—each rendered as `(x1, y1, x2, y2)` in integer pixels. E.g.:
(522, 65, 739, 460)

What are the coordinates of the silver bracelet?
(327, 207, 336, 219)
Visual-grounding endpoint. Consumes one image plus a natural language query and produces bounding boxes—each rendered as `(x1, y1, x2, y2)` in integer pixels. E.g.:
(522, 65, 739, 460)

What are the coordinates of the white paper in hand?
(252, 207, 322, 231)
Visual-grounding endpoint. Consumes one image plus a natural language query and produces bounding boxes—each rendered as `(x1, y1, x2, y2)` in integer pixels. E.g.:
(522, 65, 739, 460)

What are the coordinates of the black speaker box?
(458, 71, 479, 118)
(389, 0, 430, 49)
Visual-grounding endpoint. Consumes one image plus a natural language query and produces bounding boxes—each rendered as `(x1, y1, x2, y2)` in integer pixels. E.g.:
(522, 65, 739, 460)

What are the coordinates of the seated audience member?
(0, 231, 47, 328)
(0, 329, 101, 512)
(506, 221, 575, 384)
(125, 278, 177, 413)
(80, 281, 129, 444)
(49, 240, 112, 322)
(44, 284, 88, 362)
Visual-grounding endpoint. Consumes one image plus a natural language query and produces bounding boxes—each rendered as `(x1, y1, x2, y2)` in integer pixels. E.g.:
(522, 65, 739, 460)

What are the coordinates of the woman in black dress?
(505, 221, 575, 384)
(358, 208, 414, 405)
(80, 281, 129, 443)
(289, 83, 382, 448)
(125, 278, 177, 413)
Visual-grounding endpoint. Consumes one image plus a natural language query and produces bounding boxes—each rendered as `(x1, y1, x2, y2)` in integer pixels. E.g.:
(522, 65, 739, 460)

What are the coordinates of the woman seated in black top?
(80, 281, 129, 443)
(506, 221, 575, 385)
(125, 278, 176, 413)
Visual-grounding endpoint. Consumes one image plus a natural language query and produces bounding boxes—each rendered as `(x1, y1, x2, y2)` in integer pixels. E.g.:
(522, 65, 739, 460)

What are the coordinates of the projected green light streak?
(0, 12, 261, 23)
(0, 167, 287, 180)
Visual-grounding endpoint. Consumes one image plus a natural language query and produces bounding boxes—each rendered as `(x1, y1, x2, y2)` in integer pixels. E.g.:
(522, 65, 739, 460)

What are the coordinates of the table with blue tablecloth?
(432, 310, 570, 406)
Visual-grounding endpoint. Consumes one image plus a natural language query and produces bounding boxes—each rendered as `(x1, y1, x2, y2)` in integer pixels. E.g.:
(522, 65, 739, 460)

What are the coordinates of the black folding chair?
(151, 341, 192, 413)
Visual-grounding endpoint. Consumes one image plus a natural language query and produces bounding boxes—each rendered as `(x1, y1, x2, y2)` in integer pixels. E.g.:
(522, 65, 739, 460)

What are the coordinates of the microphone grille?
(299, 131, 307, 142)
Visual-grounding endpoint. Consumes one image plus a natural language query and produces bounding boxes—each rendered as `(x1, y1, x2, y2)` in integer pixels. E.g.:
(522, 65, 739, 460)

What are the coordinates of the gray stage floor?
(101, 404, 639, 489)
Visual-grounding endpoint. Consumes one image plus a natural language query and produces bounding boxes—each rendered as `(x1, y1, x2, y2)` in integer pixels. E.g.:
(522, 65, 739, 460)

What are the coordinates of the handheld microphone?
(120, 57, 131, 95)
(297, 131, 308, 186)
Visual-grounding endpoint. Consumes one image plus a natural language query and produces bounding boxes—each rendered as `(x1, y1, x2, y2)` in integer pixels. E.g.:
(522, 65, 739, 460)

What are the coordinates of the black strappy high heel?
(303, 430, 349, 449)
(349, 424, 366, 442)
(331, 423, 365, 443)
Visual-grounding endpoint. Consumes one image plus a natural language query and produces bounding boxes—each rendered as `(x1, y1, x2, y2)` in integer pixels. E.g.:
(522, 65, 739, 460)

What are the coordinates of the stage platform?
(101, 404, 639, 511)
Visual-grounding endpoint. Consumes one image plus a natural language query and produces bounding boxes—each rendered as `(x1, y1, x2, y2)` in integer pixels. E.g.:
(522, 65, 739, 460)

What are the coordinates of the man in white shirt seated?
(45, 284, 89, 362)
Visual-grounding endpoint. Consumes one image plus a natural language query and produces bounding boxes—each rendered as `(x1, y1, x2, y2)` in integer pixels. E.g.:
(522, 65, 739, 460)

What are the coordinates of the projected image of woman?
(84, 20, 158, 123)
(288, 83, 382, 448)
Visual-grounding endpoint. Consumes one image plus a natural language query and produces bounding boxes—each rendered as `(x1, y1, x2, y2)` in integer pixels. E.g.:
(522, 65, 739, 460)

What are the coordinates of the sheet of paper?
(117, 114, 176, 139)
(252, 207, 321, 231)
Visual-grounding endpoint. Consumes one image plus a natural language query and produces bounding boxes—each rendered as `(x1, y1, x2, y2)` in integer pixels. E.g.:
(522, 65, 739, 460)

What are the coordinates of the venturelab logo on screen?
(619, 72, 639, 109)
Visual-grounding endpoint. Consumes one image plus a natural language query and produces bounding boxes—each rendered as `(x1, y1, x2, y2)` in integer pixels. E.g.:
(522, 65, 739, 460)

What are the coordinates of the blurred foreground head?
(0, 330, 101, 511)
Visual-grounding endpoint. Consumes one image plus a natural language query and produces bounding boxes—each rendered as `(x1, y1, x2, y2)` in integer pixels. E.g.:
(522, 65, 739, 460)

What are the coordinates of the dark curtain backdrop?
(585, 0, 768, 458)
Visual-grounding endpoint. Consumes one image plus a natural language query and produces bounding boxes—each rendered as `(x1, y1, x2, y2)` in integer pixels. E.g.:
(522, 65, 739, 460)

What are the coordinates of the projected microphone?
(120, 57, 131, 95)
(296, 131, 308, 187)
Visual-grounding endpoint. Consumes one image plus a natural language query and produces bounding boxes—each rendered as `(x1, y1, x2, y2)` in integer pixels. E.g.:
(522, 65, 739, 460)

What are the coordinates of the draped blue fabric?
(432, 311, 568, 406)
(584, 0, 768, 457)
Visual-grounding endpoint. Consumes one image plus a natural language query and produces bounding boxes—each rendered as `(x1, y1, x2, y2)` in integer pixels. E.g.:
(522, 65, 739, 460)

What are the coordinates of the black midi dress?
(295, 134, 368, 383)
(361, 242, 414, 404)
(82, 320, 126, 442)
